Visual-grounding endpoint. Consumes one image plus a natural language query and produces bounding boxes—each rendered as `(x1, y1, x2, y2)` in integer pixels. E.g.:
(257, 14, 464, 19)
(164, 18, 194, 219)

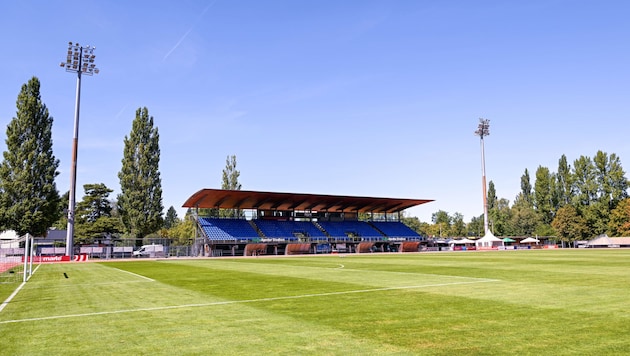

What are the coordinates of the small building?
(586, 235, 630, 248)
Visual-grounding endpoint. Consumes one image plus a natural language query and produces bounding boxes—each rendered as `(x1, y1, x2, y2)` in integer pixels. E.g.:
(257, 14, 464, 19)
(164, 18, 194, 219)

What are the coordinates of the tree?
(593, 151, 628, 211)
(556, 154, 573, 208)
(552, 205, 589, 246)
(486, 181, 511, 236)
(608, 198, 630, 236)
(520, 169, 533, 207)
(74, 183, 122, 244)
(118, 107, 163, 244)
(431, 210, 451, 237)
(76, 183, 113, 223)
(450, 212, 466, 237)
(467, 215, 484, 237)
(509, 197, 540, 236)
(167, 217, 196, 245)
(219, 155, 242, 218)
(534, 166, 555, 224)
(490, 198, 511, 236)
(0, 77, 60, 236)
(164, 206, 179, 229)
(572, 155, 597, 208)
(486, 181, 500, 233)
(487, 181, 498, 212)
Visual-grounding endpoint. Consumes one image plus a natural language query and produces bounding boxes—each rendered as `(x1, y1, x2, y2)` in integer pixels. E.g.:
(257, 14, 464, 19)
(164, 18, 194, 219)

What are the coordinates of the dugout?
(183, 189, 433, 256)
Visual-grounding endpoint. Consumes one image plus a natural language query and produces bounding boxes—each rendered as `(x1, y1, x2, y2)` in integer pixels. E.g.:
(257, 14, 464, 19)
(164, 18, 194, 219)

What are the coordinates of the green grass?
(2, 249, 630, 355)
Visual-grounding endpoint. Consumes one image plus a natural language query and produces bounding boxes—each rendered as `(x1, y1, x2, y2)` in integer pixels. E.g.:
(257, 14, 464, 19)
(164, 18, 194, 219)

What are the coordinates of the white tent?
(475, 230, 502, 248)
(520, 237, 540, 244)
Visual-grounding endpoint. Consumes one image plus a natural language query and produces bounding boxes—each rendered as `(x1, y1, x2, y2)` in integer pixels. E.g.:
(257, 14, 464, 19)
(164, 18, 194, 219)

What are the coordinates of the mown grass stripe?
(0, 278, 498, 324)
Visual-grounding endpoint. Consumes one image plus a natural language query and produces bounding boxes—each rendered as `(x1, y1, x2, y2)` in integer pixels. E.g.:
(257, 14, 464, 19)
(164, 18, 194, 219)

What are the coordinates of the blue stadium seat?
(370, 221, 422, 240)
(199, 218, 259, 241)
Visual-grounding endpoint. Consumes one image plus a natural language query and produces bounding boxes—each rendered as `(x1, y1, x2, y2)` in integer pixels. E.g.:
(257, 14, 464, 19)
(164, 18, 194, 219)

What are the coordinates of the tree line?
(0, 77, 180, 246)
(413, 152, 630, 245)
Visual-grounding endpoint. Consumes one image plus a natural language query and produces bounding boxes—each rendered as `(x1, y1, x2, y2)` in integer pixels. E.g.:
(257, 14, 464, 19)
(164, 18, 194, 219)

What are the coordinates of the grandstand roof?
(182, 189, 433, 214)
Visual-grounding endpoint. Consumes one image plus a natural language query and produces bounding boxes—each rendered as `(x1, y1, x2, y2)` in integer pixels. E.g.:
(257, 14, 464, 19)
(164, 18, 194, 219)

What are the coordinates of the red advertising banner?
(23, 255, 89, 262)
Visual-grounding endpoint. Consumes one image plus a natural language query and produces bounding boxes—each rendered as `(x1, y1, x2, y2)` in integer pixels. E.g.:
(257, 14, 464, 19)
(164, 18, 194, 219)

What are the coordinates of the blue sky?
(1, 1, 629, 223)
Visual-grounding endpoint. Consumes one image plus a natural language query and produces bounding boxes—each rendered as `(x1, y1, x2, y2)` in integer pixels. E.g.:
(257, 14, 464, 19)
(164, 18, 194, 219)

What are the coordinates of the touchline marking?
(0, 279, 499, 324)
(0, 282, 26, 313)
(106, 266, 155, 282)
(0, 264, 41, 313)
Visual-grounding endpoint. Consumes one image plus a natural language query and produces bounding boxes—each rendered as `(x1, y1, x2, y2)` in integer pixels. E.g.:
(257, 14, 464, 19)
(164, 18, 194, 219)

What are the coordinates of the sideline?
(0, 278, 499, 324)
(0, 264, 41, 313)
(104, 266, 155, 282)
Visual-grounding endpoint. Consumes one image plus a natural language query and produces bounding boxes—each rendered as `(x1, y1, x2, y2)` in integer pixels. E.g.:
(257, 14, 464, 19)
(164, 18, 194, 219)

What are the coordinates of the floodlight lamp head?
(474, 118, 490, 138)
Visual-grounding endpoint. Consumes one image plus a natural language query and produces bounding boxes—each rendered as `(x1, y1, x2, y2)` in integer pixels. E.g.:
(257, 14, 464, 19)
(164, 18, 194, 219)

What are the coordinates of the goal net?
(0, 235, 33, 284)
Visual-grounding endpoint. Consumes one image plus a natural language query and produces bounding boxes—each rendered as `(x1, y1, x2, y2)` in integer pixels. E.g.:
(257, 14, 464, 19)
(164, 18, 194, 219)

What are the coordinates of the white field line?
(0, 264, 41, 313)
(0, 278, 499, 324)
(0, 282, 27, 313)
(106, 266, 155, 282)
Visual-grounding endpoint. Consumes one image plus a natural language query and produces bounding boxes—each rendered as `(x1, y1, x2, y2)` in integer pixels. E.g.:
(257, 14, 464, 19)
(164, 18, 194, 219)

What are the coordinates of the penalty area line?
(105, 266, 155, 282)
(0, 279, 499, 324)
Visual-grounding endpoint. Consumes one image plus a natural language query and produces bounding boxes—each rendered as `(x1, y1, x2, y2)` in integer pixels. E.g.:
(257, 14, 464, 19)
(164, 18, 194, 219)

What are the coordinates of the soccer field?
(1, 249, 630, 355)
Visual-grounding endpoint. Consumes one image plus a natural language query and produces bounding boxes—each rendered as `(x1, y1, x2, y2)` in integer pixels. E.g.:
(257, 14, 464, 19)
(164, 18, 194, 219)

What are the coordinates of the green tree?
(520, 169, 533, 207)
(219, 155, 242, 218)
(608, 198, 630, 236)
(74, 184, 122, 244)
(490, 198, 511, 236)
(556, 154, 573, 208)
(167, 217, 196, 245)
(450, 212, 466, 237)
(487, 181, 498, 212)
(510, 197, 540, 236)
(552, 205, 589, 246)
(431, 210, 451, 237)
(534, 166, 555, 224)
(467, 215, 484, 237)
(593, 151, 628, 211)
(572, 155, 597, 208)
(118, 107, 163, 244)
(486, 181, 499, 233)
(486, 181, 511, 236)
(0, 77, 60, 236)
(164, 206, 179, 229)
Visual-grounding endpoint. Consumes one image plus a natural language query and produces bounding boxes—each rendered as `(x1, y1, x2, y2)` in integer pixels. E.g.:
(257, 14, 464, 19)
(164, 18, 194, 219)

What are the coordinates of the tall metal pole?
(60, 42, 99, 258)
(475, 118, 490, 235)
(67, 65, 81, 258)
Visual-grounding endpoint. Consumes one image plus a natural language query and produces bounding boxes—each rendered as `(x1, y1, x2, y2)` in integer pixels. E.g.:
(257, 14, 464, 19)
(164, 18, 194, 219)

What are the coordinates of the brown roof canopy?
(182, 189, 433, 214)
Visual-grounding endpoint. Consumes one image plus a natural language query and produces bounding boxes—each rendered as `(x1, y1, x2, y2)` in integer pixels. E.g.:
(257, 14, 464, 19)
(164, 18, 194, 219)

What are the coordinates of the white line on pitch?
(0, 279, 499, 324)
(105, 266, 155, 282)
(0, 264, 41, 313)
(0, 282, 27, 314)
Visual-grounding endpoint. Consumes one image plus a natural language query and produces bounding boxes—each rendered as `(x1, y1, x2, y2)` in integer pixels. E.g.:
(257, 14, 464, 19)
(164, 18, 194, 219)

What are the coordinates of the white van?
(132, 244, 165, 258)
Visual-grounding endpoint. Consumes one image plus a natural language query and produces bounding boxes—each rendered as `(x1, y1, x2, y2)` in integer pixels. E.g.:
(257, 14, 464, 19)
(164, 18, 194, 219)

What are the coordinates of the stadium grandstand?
(183, 189, 433, 257)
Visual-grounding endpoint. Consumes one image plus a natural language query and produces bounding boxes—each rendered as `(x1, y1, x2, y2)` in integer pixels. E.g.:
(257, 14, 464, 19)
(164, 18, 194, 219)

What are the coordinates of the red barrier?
(23, 255, 89, 262)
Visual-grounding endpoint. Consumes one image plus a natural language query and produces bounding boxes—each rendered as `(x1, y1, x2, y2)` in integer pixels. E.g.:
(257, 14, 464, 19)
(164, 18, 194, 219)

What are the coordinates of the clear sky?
(1, 1, 629, 223)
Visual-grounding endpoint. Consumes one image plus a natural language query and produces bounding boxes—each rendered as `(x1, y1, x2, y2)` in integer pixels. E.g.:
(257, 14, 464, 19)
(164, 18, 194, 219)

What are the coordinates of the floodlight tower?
(60, 42, 99, 258)
(474, 118, 490, 235)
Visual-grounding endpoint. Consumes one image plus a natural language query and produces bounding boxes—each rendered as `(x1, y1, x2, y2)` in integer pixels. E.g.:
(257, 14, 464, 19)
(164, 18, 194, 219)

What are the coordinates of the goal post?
(0, 234, 34, 284)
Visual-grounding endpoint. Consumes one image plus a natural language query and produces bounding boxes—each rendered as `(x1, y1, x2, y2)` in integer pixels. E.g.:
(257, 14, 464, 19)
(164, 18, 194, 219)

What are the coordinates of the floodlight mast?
(59, 42, 99, 258)
(475, 118, 490, 235)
